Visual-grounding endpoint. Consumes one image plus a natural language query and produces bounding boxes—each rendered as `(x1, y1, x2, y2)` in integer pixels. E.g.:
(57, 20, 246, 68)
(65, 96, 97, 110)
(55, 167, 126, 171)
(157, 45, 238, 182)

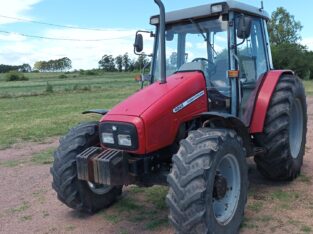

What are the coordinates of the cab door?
(236, 16, 270, 125)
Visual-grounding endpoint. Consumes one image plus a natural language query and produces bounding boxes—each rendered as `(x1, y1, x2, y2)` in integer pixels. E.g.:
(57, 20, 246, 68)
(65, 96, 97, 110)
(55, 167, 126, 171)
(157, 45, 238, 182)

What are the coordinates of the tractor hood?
(100, 71, 208, 154)
(107, 73, 187, 117)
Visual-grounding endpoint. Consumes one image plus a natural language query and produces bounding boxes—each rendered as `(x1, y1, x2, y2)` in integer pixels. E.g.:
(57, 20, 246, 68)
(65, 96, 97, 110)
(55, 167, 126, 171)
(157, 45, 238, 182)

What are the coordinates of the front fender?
(198, 112, 253, 156)
(82, 109, 109, 115)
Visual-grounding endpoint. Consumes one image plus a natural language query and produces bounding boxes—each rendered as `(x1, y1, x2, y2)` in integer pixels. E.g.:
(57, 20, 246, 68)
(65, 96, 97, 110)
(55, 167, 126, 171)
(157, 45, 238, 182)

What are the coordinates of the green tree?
(98, 54, 115, 71)
(135, 54, 149, 71)
(115, 55, 123, 72)
(268, 7, 313, 79)
(33, 58, 72, 72)
(122, 53, 130, 71)
(272, 43, 311, 79)
(269, 7, 302, 45)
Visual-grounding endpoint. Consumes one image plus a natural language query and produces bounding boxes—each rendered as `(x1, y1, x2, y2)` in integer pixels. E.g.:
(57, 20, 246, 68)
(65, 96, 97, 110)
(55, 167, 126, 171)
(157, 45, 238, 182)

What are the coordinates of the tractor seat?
(209, 59, 230, 97)
(178, 61, 207, 73)
(178, 59, 231, 97)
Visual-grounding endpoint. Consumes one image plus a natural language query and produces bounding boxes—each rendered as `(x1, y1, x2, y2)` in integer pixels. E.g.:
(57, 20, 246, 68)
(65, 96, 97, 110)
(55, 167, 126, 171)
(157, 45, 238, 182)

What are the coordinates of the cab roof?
(151, 1, 270, 25)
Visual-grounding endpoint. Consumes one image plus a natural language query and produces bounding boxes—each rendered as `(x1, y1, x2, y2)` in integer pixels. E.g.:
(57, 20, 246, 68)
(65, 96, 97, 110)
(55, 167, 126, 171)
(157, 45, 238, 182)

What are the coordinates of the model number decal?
(173, 90, 205, 113)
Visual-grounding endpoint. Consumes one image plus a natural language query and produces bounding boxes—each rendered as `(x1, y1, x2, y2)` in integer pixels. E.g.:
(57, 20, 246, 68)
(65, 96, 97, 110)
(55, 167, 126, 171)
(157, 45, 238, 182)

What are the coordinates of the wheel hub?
(213, 173, 228, 200)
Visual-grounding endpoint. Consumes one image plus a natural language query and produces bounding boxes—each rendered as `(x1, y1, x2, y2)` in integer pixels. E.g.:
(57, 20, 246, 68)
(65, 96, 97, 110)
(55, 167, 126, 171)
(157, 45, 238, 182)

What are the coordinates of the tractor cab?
(135, 1, 272, 122)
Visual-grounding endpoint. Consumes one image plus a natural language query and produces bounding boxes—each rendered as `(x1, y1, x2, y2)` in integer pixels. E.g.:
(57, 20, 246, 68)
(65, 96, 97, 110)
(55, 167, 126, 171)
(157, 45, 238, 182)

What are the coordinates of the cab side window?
(237, 18, 268, 82)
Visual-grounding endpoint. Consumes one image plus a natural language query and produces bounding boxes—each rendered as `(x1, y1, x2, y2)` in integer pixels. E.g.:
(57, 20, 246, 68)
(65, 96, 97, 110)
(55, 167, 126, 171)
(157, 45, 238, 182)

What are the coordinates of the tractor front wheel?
(255, 75, 307, 180)
(167, 128, 248, 234)
(51, 121, 122, 213)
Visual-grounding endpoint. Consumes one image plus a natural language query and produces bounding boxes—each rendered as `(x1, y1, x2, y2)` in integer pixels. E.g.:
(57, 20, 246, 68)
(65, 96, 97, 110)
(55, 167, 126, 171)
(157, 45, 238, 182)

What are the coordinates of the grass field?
(0, 72, 312, 149)
(0, 72, 138, 149)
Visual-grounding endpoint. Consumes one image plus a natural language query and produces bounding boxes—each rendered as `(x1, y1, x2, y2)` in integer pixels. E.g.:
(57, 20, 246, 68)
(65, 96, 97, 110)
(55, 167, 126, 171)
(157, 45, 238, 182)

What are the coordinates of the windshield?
(153, 16, 230, 93)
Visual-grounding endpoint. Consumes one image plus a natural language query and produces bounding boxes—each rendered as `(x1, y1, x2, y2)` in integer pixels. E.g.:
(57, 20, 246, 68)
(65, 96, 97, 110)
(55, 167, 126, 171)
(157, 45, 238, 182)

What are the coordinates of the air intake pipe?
(154, 0, 166, 84)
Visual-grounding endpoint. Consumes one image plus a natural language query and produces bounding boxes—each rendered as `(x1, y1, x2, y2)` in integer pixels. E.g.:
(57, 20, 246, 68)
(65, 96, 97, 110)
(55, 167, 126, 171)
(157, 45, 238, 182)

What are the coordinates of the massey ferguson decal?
(173, 90, 205, 113)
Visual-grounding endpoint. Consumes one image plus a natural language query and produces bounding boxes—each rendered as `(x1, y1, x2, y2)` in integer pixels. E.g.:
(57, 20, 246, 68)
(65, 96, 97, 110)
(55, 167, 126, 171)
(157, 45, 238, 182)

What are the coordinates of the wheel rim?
(87, 181, 113, 195)
(289, 98, 304, 159)
(212, 154, 241, 225)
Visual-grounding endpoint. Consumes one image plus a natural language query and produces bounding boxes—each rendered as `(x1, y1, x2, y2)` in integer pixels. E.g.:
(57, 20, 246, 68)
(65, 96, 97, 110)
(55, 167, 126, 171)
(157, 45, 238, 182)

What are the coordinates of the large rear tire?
(51, 122, 122, 213)
(167, 128, 248, 234)
(255, 75, 307, 180)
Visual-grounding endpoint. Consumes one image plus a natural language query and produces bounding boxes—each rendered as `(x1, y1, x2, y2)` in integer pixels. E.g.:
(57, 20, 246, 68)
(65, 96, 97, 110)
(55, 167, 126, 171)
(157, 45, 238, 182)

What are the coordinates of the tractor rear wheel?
(167, 128, 248, 234)
(51, 121, 122, 213)
(255, 75, 307, 180)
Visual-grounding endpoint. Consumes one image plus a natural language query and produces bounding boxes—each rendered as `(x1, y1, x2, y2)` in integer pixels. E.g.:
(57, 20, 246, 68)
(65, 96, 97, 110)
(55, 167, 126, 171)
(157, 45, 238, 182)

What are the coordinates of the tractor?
(51, 0, 307, 233)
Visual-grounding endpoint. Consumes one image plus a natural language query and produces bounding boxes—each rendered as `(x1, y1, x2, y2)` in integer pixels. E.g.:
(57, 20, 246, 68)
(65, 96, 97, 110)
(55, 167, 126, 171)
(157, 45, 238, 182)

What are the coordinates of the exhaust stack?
(154, 0, 166, 84)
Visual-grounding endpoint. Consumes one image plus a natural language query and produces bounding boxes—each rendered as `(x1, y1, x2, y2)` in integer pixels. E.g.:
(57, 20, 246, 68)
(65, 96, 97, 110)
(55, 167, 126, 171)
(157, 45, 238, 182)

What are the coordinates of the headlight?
(102, 133, 114, 144)
(118, 134, 132, 147)
(99, 122, 138, 150)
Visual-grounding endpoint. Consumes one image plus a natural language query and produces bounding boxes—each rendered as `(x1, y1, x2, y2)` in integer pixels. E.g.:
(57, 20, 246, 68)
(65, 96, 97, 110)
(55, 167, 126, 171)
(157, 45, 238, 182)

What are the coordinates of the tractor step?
(253, 147, 267, 156)
(76, 147, 132, 186)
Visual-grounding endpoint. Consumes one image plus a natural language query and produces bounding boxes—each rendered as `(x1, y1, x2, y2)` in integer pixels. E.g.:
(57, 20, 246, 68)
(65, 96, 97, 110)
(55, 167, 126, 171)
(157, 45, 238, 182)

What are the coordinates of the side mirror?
(237, 15, 252, 40)
(134, 33, 143, 54)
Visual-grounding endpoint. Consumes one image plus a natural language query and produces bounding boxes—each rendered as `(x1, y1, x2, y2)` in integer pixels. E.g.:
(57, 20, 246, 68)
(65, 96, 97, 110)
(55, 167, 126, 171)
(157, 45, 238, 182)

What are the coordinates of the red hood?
(107, 73, 187, 117)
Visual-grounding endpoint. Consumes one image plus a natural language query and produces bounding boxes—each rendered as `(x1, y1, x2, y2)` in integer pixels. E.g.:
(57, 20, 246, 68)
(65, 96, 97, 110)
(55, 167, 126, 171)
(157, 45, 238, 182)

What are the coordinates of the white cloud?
(0, 0, 42, 24)
(301, 38, 313, 51)
(0, 33, 26, 42)
(0, 28, 155, 69)
(0, 0, 157, 69)
(186, 42, 193, 49)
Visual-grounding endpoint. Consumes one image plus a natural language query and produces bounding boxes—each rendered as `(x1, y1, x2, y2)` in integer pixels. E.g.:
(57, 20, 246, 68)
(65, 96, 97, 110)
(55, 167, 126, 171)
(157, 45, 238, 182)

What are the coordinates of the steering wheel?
(192, 58, 209, 63)
(192, 58, 217, 78)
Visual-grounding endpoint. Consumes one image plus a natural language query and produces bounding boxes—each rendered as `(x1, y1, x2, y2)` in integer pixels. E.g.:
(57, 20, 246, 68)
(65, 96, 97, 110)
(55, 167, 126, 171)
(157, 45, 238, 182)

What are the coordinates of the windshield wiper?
(189, 18, 207, 41)
(188, 18, 218, 57)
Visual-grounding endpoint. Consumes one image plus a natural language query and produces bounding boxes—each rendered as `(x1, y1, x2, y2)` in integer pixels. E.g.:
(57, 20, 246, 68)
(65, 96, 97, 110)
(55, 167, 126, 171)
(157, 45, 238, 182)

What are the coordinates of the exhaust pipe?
(154, 0, 166, 84)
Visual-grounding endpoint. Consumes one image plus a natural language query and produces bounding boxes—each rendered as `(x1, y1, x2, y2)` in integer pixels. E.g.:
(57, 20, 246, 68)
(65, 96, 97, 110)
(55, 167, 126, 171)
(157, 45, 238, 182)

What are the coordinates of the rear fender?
(198, 112, 253, 156)
(249, 70, 293, 133)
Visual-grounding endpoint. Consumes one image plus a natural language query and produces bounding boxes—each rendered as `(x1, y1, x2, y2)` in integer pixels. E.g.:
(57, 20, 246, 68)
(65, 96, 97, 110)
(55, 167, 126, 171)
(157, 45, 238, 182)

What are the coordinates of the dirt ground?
(0, 98, 312, 234)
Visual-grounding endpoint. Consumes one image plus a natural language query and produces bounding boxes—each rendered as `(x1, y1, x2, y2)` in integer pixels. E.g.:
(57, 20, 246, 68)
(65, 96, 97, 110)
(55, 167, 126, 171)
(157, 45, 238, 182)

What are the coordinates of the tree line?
(98, 53, 149, 72)
(0, 64, 31, 73)
(33, 57, 72, 72)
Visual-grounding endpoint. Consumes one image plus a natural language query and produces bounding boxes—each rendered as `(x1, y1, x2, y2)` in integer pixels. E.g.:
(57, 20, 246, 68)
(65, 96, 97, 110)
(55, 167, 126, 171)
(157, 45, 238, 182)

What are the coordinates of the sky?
(0, 0, 312, 70)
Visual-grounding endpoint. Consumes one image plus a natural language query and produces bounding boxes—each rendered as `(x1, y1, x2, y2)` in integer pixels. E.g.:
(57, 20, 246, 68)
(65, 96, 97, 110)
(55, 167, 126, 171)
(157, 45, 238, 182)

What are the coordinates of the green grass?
(100, 186, 168, 231)
(248, 201, 263, 213)
(298, 173, 311, 184)
(0, 72, 138, 149)
(0, 148, 55, 168)
(270, 189, 300, 211)
(300, 225, 312, 233)
(143, 186, 168, 210)
(0, 159, 26, 168)
(270, 189, 299, 202)
(101, 214, 121, 224)
(9, 201, 30, 214)
(0, 72, 312, 149)
(65, 225, 76, 231)
(20, 215, 32, 222)
(144, 218, 169, 230)
(241, 217, 259, 229)
(304, 80, 313, 96)
(31, 148, 55, 165)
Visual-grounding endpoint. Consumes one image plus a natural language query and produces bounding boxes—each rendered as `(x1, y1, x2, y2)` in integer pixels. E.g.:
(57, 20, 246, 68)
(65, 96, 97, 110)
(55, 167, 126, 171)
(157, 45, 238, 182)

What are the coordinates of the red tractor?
(51, 0, 307, 233)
